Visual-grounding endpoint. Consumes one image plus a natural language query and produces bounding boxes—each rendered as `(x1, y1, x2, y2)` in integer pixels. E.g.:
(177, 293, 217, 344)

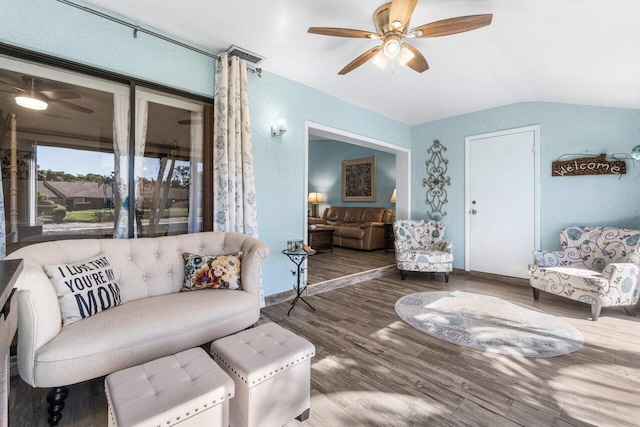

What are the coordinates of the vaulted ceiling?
(84, 0, 640, 125)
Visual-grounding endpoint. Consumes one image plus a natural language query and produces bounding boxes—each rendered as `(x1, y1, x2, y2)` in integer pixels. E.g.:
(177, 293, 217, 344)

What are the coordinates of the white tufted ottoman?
(210, 322, 315, 427)
(104, 348, 234, 427)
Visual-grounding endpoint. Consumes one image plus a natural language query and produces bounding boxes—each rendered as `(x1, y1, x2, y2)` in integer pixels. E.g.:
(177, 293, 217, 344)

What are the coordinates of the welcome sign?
(552, 154, 626, 177)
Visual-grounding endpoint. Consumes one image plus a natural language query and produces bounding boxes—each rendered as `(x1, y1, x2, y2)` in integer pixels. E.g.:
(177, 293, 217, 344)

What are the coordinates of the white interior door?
(465, 126, 540, 279)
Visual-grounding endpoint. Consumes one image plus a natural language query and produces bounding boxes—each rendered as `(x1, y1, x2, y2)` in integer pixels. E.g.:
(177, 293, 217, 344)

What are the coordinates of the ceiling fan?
(0, 75, 94, 114)
(308, 0, 492, 74)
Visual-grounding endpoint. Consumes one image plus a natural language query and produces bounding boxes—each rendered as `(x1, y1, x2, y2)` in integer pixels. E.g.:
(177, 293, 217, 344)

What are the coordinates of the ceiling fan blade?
(308, 27, 377, 38)
(412, 14, 493, 38)
(404, 44, 429, 73)
(48, 99, 94, 114)
(339, 46, 382, 75)
(0, 79, 23, 93)
(390, 0, 418, 30)
(40, 90, 81, 100)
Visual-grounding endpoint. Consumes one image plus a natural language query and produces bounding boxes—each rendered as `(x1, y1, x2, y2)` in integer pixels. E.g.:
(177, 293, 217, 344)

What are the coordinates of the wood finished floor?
(10, 271, 640, 426)
(307, 247, 396, 284)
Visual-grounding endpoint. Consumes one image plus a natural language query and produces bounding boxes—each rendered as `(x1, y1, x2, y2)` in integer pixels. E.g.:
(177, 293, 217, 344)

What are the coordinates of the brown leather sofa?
(310, 206, 393, 251)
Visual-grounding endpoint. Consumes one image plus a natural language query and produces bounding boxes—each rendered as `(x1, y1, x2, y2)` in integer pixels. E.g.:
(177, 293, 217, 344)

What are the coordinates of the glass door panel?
(0, 56, 128, 252)
(134, 90, 203, 237)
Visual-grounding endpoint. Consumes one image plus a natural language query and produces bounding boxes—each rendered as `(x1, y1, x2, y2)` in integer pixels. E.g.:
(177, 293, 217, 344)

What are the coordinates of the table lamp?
(308, 192, 324, 217)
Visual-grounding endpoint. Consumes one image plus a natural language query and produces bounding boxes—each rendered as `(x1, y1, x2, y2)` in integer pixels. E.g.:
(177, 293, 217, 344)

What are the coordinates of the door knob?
(470, 209, 477, 215)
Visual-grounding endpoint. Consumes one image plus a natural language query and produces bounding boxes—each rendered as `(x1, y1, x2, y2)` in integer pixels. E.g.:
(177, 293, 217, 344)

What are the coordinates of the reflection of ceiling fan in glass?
(0, 75, 94, 114)
(308, 0, 492, 74)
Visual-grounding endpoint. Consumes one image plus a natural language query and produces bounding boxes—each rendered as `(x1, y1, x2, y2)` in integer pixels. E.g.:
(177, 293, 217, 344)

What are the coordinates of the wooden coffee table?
(308, 228, 334, 253)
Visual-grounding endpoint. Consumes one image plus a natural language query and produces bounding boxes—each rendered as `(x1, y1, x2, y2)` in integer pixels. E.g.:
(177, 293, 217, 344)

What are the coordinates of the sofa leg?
(444, 272, 449, 283)
(624, 306, 637, 317)
(400, 270, 406, 280)
(532, 288, 540, 301)
(591, 304, 602, 321)
(295, 408, 311, 421)
(47, 386, 69, 426)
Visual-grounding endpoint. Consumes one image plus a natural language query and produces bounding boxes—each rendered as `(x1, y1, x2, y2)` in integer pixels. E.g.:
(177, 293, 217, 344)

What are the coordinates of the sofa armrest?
(240, 236, 270, 297)
(532, 250, 565, 266)
(603, 263, 640, 300)
(308, 217, 327, 225)
(359, 222, 385, 229)
(11, 260, 62, 386)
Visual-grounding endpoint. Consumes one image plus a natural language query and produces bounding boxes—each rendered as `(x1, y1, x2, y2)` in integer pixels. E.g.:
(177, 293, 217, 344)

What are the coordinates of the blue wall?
(412, 102, 640, 268)
(308, 140, 396, 215)
(0, 0, 411, 297)
(2, 1, 638, 289)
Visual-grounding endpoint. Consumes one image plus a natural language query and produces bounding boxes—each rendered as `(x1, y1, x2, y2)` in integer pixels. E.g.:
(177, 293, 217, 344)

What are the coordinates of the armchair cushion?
(529, 265, 609, 293)
(399, 250, 454, 265)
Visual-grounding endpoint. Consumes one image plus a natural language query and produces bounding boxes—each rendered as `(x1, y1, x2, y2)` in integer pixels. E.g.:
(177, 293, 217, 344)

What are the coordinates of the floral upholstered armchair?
(393, 220, 453, 282)
(529, 226, 640, 320)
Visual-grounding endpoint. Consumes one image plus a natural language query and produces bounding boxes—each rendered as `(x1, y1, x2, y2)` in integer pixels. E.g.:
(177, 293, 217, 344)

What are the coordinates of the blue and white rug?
(395, 291, 583, 357)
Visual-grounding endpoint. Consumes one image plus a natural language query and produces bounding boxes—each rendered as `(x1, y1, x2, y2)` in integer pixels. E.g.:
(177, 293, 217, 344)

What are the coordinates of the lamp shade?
(390, 188, 397, 203)
(308, 192, 324, 203)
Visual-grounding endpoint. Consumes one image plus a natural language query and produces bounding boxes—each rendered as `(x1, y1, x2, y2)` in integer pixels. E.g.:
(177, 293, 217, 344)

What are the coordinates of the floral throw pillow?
(182, 252, 243, 291)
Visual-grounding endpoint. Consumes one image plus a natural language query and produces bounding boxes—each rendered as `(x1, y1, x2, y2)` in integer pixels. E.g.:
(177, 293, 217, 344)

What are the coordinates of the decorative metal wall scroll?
(552, 153, 626, 177)
(422, 140, 451, 220)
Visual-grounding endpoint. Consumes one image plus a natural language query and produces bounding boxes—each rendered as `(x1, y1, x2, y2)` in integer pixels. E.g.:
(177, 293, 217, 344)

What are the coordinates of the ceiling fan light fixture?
(383, 37, 401, 59)
(372, 50, 389, 69)
(398, 45, 416, 67)
(15, 94, 48, 110)
(391, 20, 403, 30)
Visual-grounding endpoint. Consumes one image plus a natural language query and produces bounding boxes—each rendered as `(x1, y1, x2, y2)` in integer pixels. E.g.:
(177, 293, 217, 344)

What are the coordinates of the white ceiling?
(83, 0, 640, 126)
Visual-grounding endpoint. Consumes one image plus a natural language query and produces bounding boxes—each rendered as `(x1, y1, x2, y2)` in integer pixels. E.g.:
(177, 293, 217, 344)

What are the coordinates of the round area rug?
(395, 291, 583, 357)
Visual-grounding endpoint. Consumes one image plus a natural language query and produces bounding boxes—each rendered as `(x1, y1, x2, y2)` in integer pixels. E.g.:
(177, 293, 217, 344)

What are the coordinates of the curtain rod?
(56, 0, 262, 76)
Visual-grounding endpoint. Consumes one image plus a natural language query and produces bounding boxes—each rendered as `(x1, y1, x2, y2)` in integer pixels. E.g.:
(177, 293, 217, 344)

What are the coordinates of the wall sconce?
(271, 118, 287, 137)
(307, 191, 324, 217)
(390, 188, 397, 203)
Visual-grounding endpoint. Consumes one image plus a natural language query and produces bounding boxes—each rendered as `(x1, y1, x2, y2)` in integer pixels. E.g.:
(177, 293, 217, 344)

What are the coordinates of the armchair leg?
(624, 306, 637, 317)
(444, 272, 449, 283)
(400, 270, 406, 280)
(591, 304, 602, 321)
(47, 386, 69, 426)
(532, 288, 540, 301)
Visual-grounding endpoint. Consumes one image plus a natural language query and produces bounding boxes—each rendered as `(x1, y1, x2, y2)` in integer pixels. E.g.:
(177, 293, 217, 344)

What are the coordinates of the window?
(0, 55, 208, 253)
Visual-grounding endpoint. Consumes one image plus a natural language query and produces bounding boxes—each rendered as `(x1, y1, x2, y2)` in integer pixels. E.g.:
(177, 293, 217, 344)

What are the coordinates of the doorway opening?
(304, 121, 411, 288)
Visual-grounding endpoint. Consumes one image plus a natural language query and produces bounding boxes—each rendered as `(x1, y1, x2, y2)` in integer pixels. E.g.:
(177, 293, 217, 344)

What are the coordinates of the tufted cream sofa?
(7, 231, 269, 425)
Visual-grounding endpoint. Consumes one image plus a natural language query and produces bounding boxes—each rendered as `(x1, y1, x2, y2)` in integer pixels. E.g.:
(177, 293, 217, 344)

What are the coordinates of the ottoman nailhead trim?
(212, 351, 314, 386)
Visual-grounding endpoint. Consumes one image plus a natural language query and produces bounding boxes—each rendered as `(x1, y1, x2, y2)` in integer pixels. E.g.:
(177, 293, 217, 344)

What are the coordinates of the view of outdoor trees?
(36, 162, 193, 228)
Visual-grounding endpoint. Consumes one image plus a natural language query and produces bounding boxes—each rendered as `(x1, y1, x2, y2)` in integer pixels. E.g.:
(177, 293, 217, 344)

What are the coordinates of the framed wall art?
(342, 156, 376, 202)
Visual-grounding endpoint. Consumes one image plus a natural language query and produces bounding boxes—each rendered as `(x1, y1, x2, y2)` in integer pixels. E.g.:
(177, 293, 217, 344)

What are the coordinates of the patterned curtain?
(213, 53, 263, 305)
